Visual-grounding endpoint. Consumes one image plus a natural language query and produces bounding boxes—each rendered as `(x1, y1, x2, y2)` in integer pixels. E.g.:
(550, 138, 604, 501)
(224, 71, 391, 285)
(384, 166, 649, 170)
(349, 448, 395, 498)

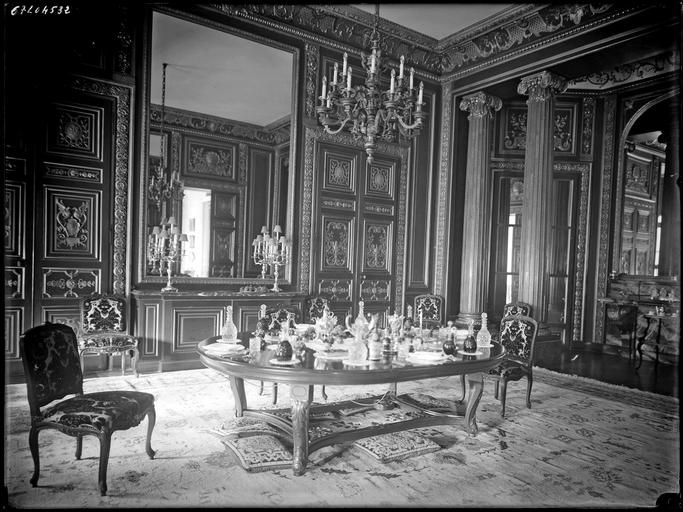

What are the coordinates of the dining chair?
(78, 294, 140, 376)
(487, 314, 539, 417)
(414, 294, 444, 329)
(305, 295, 332, 401)
(20, 322, 156, 496)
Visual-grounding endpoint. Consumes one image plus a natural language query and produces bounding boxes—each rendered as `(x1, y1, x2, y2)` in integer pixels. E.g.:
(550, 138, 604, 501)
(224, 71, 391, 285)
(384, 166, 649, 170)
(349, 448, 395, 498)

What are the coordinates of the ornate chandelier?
(148, 62, 184, 209)
(316, 4, 425, 163)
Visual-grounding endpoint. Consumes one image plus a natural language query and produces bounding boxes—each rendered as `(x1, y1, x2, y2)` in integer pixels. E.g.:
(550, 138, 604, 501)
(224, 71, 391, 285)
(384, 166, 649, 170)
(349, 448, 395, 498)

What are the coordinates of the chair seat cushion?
(488, 360, 529, 380)
(79, 334, 138, 350)
(40, 391, 154, 432)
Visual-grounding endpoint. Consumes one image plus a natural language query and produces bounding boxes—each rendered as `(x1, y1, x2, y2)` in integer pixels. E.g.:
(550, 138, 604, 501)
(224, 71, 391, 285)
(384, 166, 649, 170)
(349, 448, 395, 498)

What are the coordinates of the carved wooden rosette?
(516, 71, 567, 323)
(458, 92, 502, 323)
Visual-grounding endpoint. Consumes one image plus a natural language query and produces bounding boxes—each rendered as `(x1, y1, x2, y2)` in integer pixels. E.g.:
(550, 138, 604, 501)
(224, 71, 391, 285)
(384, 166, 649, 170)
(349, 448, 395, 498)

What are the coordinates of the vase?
(442, 335, 456, 355)
(463, 319, 477, 353)
(275, 338, 293, 361)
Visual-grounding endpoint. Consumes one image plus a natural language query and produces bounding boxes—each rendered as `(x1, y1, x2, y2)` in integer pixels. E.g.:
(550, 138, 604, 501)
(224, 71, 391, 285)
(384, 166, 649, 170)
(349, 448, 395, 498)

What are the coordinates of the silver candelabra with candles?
(252, 225, 291, 292)
(147, 216, 188, 292)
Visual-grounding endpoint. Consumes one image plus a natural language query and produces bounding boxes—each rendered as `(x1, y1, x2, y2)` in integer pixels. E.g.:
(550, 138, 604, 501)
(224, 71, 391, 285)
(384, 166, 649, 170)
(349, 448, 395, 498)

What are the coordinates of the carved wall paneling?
(46, 102, 103, 161)
(4, 307, 23, 358)
(141, 303, 161, 358)
(172, 308, 222, 354)
(497, 101, 579, 157)
(4, 182, 24, 258)
(5, 267, 25, 299)
(43, 162, 103, 183)
(44, 187, 101, 260)
(307, 127, 408, 320)
(42, 306, 81, 334)
(42, 268, 101, 299)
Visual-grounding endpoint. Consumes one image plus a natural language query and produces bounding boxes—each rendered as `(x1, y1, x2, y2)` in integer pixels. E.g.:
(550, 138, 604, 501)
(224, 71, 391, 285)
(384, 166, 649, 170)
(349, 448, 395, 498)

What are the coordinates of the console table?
(198, 336, 506, 475)
(637, 313, 679, 369)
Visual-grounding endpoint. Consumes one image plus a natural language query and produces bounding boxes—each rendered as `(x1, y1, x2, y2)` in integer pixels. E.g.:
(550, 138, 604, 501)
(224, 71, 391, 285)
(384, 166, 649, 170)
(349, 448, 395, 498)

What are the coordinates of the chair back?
(502, 301, 533, 318)
(498, 315, 538, 367)
(255, 304, 298, 336)
(305, 296, 329, 322)
(20, 322, 84, 416)
(81, 295, 129, 335)
(414, 294, 443, 326)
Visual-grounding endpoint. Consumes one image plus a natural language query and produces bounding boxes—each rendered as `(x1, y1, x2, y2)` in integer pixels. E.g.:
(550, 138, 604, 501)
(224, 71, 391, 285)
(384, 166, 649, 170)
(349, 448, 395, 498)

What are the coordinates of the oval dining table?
(198, 336, 506, 475)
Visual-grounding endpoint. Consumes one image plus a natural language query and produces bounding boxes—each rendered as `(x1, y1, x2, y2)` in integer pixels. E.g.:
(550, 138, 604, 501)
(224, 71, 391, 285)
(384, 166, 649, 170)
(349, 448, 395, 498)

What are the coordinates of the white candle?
(390, 69, 395, 94)
(342, 52, 348, 76)
(326, 97, 331, 108)
(419, 310, 423, 330)
(321, 76, 327, 98)
(347, 67, 352, 90)
(399, 55, 404, 78)
(409, 67, 414, 90)
(333, 62, 338, 84)
(370, 51, 376, 73)
(418, 81, 424, 104)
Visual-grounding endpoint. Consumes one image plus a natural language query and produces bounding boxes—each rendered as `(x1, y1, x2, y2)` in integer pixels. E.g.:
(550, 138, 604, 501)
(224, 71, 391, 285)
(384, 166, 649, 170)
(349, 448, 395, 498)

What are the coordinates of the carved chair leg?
(259, 381, 264, 396)
(28, 426, 40, 487)
(131, 348, 140, 377)
(320, 385, 328, 401)
(499, 379, 508, 418)
(76, 434, 83, 460)
(494, 379, 499, 400)
(145, 406, 156, 459)
(272, 383, 278, 405)
(98, 433, 112, 496)
(526, 374, 533, 409)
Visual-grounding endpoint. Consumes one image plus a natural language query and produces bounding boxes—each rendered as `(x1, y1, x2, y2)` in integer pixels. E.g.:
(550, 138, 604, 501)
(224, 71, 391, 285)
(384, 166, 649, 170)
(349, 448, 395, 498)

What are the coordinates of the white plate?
(268, 358, 299, 366)
(342, 359, 369, 366)
(217, 337, 241, 344)
(204, 344, 246, 356)
(410, 351, 446, 361)
(314, 350, 348, 361)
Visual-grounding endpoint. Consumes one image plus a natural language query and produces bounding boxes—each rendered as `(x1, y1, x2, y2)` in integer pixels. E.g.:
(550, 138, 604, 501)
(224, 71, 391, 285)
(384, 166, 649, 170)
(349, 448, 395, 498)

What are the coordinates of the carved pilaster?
(517, 71, 567, 323)
(457, 92, 502, 323)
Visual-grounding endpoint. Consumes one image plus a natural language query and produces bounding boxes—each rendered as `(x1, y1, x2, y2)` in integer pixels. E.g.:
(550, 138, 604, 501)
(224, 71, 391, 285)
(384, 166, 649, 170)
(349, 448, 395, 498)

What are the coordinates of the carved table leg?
(228, 376, 247, 417)
(290, 384, 313, 476)
(464, 372, 484, 436)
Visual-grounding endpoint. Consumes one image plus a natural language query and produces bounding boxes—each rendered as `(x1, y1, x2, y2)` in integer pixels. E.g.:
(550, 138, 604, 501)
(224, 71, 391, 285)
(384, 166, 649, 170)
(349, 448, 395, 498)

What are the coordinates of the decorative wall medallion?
(44, 162, 102, 183)
(364, 222, 390, 271)
(4, 182, 24, 257)
(43, 268, 100, 298)
(360, 280, 391, 301)
(46, 188, 99, 258)
(186, 139, 236, 179)
(321, 198, 356, 212)
(322, 218, 351, 269)
(5, 267, 24, 299)
(324, 155, 355, 192)
(48, 103, 102, 160)
(367, 164, 393, 197)
(318, 279, 352, 301)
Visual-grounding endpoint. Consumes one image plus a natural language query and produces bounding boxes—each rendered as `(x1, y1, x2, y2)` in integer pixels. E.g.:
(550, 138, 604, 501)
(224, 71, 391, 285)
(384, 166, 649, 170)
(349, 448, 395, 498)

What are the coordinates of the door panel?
(312, 142, 403, 326)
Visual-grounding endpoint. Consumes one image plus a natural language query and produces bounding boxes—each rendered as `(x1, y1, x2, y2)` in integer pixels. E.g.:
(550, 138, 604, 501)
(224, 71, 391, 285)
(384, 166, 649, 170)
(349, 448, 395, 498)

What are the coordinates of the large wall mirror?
(139, 8, 298, 286)
(614, 91, 680, 279)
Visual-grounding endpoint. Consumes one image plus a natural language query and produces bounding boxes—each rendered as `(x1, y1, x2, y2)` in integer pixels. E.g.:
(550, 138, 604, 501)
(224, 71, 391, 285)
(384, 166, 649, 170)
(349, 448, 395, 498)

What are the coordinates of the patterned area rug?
(4, 367, 679, 508)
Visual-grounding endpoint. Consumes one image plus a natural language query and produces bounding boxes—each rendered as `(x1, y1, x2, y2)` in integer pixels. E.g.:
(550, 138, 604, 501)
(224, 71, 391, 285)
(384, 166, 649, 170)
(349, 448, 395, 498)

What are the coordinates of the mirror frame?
(611, 87, 679, 278)
(136, 5, 300, 287)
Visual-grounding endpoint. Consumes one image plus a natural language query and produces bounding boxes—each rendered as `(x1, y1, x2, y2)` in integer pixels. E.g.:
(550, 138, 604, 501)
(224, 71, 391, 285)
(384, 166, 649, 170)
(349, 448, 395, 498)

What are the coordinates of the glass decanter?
(476, 312, 492, 347)
(221, 305, 238, 341)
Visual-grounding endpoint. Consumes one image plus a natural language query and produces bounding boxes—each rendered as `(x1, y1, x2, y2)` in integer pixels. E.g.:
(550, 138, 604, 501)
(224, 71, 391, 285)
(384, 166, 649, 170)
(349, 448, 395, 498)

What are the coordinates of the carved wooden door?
(312, 140, 405, 326)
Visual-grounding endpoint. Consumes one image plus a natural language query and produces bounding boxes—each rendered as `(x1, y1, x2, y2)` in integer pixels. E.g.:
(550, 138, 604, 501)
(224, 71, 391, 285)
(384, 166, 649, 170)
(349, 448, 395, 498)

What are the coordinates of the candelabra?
(316, 4, 424, 164)
(252, 225, 292, 292)
(147, 216, 187, 292)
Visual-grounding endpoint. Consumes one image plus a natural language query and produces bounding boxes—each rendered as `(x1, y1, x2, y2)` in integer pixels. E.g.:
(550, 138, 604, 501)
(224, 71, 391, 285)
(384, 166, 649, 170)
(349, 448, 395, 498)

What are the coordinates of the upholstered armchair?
(414, 294, 444, 329)
(78, 294, 139, 377)
(487, 315, 539, 417)
(19, 322, 156, 496)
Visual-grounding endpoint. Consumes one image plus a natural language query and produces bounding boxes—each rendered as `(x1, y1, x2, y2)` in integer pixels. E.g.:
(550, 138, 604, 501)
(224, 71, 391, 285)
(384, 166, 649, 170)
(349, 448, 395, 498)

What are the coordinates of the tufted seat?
(20, 322, 156, 496)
